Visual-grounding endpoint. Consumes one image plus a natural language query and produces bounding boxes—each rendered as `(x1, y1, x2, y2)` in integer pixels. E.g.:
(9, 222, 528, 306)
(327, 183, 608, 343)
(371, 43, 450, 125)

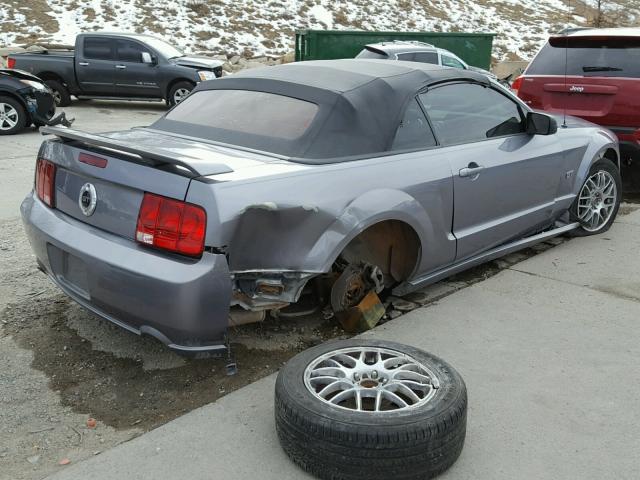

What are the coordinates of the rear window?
(155, 89, 320, 156)
(527, 37, 640, 77)
(356, 47, 389, 60)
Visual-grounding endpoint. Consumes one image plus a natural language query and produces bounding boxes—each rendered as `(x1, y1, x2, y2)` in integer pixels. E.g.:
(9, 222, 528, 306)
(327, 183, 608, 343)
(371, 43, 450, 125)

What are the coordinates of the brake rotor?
(330, 265, 367, 313)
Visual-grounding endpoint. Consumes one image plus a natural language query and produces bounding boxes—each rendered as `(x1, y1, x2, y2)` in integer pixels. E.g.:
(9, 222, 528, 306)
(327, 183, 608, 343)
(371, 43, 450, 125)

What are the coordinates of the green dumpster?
(295, 30, 496, 70)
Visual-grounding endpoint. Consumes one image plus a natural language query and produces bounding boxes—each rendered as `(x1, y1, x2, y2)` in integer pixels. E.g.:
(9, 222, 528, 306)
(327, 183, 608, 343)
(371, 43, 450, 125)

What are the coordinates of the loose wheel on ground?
(275, 339, 467, 480)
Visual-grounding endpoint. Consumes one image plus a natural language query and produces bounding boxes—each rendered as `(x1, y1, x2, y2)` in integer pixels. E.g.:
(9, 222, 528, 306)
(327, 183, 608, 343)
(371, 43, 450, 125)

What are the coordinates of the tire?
(44, 79, 71, 107)
(570, 158, 622, 236)
(275, 339, 467, 480)
(0, 96, 27, 135)
(167, 81, 195, 107)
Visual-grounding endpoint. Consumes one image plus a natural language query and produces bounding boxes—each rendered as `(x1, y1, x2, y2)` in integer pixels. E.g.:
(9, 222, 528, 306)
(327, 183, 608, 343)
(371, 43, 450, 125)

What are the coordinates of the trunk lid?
(41, 127, 282, 241)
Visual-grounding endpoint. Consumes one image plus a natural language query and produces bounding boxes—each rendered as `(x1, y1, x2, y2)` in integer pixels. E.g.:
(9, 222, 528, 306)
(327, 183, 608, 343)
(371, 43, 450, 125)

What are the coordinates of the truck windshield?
(140, 37, 184, 59)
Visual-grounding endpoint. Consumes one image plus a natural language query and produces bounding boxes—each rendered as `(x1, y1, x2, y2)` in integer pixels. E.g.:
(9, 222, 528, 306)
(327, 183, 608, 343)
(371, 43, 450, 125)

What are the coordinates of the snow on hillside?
(1, 0, 639, 62)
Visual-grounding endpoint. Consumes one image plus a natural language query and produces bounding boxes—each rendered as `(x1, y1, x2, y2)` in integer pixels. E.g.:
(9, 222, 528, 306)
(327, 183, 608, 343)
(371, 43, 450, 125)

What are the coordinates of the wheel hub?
(577, 168, 617, 232)
(304, 346, 440, 412)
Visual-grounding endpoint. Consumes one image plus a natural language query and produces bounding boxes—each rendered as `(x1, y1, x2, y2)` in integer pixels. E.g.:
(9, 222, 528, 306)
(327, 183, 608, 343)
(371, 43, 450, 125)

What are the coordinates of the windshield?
(140, 37, 184, 59)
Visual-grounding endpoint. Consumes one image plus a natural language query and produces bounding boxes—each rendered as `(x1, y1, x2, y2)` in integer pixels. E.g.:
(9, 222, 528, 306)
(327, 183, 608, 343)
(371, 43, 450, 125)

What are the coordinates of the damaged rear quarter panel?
(185, 150, 456, 279)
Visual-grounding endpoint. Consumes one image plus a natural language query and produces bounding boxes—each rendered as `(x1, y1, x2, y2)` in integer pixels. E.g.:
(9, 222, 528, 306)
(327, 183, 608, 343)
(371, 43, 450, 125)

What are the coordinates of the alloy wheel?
(304, 346, 440, 412)
(173, 88, 191, 104)
(0, 103, 18, 130)
(577, 169, 617, 232)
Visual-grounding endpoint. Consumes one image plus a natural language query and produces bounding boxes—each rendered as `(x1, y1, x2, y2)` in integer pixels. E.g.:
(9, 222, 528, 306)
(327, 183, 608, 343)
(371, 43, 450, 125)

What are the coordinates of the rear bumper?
(20, 194, 232, 354)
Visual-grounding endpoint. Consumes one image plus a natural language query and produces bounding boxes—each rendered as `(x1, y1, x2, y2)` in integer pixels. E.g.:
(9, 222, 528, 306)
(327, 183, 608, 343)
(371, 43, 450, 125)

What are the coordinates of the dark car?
(7, 32, 224, 107)
(21, 60, 620, 356)
(513, 28, 640, 165)
(0, 68, 56, 135)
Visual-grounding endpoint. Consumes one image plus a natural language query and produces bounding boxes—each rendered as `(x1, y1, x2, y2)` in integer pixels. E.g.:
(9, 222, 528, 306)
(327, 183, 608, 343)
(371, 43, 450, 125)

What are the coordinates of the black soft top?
(153, 59, 490, 161)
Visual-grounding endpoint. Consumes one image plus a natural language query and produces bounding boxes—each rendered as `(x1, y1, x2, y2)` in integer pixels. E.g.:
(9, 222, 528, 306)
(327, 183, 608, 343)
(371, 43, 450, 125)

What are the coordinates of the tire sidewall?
(276, 339, 466, 428)
(44, 80, 71, 107)
(168, 81, 195, 107)
(0, 95, 27, 135)
(571, 158, 622, 236)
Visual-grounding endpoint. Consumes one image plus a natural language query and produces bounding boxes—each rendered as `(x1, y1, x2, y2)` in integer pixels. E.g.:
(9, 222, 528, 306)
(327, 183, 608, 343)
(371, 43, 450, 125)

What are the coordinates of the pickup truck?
(7, 32, 224, 107)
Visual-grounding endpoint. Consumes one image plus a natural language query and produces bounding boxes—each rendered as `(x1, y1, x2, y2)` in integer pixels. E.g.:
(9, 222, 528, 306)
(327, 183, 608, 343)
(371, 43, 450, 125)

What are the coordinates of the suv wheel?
(275, 339, 467, 480)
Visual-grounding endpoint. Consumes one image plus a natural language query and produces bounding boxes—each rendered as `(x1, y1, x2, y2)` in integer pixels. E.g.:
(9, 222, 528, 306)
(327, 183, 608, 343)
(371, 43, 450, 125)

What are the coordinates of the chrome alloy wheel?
(0, 103, 19, 130)
(577, 169, 617, 232)
(303, 346, 440, 412)
(173, 88, 191, 104)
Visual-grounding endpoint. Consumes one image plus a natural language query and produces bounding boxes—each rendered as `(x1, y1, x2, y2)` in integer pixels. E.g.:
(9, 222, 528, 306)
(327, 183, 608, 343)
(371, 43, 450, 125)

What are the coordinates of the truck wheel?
(168, 81, 194, 107)
(0, 96, 27, 135)
(45, 80, 71, 107)
(570, 158, 621, 236)
(275, 339, 467, 480)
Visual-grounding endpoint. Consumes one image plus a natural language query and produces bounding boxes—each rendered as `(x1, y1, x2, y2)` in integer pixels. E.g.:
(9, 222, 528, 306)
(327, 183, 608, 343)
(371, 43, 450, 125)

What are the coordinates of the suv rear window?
(527, 37, 640, 77)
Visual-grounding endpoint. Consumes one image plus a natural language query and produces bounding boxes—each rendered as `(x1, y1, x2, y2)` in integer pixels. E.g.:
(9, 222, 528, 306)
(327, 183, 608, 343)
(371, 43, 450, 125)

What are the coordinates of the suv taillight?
(35, 158, 56, 207)
(511, 76, 523, 96)
(136, 193, 207, 257)
(7, 57, 16, 69)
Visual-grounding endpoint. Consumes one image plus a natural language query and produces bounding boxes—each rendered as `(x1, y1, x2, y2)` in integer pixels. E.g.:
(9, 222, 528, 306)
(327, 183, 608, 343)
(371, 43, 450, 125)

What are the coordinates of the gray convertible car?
(21, 60, 621, 356)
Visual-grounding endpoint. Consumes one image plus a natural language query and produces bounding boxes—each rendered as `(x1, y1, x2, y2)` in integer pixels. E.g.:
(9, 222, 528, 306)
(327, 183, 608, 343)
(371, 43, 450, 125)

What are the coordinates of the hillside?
(1, 0, 639, 62)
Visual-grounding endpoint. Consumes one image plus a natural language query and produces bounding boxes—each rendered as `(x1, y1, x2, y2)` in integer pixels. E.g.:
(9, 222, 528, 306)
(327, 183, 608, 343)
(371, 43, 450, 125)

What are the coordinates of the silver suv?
(356, 41, 496, 80)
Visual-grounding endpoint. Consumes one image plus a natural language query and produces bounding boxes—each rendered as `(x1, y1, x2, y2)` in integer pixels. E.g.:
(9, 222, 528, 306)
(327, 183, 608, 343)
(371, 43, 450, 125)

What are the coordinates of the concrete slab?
(46, 217, 640, 480)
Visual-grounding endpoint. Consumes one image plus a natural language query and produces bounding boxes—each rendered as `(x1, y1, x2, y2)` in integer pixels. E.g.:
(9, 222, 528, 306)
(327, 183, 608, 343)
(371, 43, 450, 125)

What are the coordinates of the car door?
(76, 37, 115, 94)
(419, 82, 564, 261)
(114, 39, 162, 98)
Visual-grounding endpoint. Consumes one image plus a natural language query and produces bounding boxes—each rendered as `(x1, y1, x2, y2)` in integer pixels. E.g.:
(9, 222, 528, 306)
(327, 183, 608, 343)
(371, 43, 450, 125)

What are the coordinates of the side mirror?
(141, 52, 154, 64)
(526, 111, 557, 135)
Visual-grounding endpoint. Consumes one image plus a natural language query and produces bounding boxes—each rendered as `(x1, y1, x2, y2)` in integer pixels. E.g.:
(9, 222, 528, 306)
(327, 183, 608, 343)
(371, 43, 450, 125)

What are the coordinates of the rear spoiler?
(41, 126, 234, 177)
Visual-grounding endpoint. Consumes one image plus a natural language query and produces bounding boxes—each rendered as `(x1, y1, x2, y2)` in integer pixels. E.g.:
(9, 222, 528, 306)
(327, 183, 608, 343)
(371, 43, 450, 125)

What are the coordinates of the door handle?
(78, 62, 89, 66)
(459, 162, 485, 178)
(115, 65, 127, 69)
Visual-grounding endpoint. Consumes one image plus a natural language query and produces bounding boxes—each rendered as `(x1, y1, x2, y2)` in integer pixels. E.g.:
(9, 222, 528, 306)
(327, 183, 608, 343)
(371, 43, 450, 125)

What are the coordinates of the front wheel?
(167, 81, 195, 107)
(0, 96, 27, 135)
(570, 158, 621, 236)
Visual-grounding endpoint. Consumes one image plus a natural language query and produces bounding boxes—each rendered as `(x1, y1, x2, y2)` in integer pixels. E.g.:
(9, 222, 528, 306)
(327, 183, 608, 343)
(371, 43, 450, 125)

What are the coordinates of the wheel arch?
(35, 71, 67, 85)
(308, 188, 434, 280)
(0, 89, 28, 110)
(573, 139, 620, 197)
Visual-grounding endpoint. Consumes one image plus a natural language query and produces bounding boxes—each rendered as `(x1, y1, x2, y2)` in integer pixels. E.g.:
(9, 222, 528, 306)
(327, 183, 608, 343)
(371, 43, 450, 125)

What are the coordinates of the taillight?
(511, 76, 523, 96)
(7, 57, 16, 69)
(35, 158, 56, 207)
(135, 193, 207, 257)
